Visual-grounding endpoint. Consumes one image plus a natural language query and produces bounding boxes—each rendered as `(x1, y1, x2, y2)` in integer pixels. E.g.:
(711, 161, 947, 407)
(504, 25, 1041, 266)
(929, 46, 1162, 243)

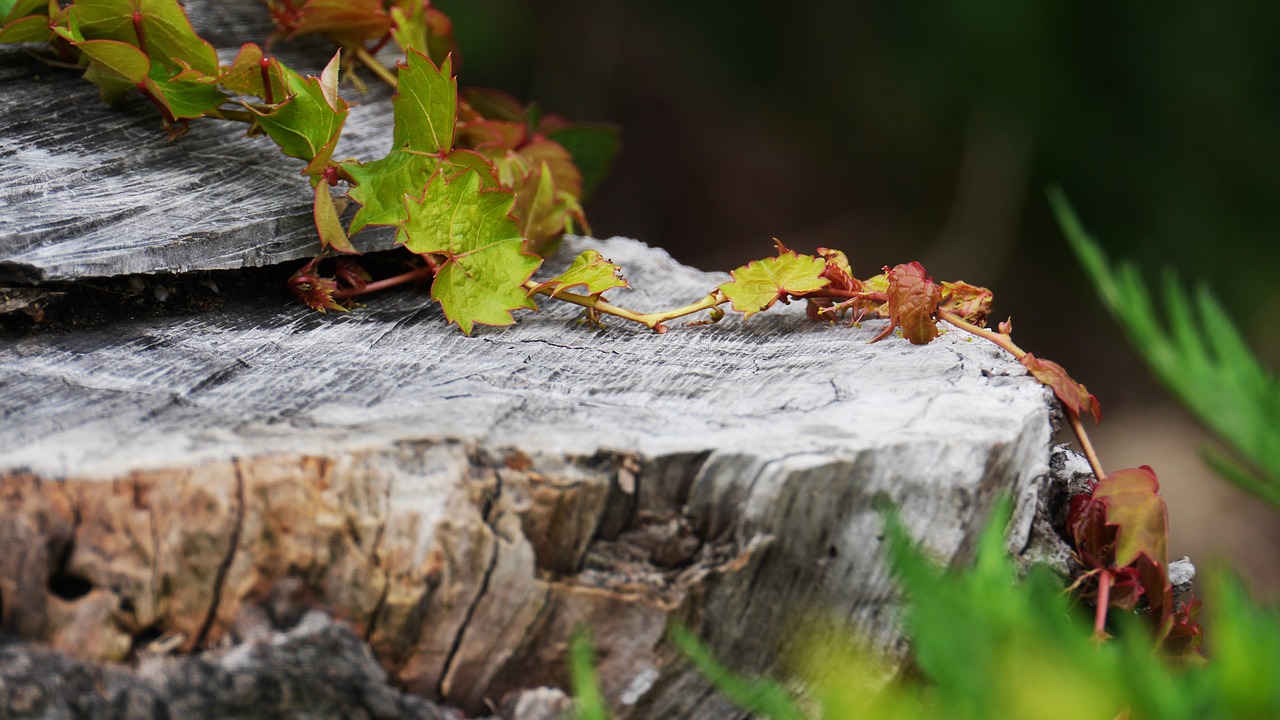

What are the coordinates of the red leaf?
(870, 262, 941, 345)
(1094, 467, 1167, 569)
(1019, 353, 1101, 423)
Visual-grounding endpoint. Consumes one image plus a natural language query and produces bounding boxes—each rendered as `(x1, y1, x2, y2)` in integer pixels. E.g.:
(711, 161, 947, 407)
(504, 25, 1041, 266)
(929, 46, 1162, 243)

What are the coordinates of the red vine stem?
(939, 309, 1107, 482)
(333, 265, 434, 298)
(1094, 570, 1113, 637)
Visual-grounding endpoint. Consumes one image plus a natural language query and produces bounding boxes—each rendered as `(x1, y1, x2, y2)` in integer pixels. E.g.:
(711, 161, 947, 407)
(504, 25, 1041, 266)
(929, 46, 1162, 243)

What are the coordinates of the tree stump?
(0, 4, 1058, 716)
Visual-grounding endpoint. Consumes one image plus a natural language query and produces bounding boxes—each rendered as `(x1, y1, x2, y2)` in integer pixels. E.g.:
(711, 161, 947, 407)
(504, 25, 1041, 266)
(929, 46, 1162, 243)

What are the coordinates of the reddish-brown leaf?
(870, 262, 941, 345)
(1019, 353, 1101, 423)
(1094, 467, 1167, 570)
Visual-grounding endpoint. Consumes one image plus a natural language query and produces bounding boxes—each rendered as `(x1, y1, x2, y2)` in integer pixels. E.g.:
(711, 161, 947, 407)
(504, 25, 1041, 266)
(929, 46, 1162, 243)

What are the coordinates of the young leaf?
(393, 49, 455, 155)
(217, 44, 289, 101)
(73, 0, 217, 76)
(940, 280, 993, 328)
(1093, 466, 1167, 570)
(313, 182, 356, 254)
(398, 170, 541, 334)
(144, 64, 226, 120)
(0, 0, 50, 43)
(1019, 353, 1101, 423)
(870, 261, 941, 345)
(389, 0, 455, 62)
(74, 38, 149, 85)
(720, 245, 829, 319)
(519, 137, 583, 199)
(343, 151, 441, 234)
(280, 0, 390, 46)
(251, 53, 348, 172)
(510, 160, 581, 253)
(2, 0, 43, 23)
(530, 250, 627, 299)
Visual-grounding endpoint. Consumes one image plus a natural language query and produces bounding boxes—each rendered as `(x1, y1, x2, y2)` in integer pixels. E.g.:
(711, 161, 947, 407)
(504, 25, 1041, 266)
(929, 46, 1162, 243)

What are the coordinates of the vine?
(1, 0, 1201, 660)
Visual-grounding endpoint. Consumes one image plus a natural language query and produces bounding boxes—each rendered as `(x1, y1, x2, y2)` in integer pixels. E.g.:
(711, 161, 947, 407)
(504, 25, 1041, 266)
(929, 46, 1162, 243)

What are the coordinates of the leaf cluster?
(1052, 188, 1280, 508)
(3, 0, 624, 335)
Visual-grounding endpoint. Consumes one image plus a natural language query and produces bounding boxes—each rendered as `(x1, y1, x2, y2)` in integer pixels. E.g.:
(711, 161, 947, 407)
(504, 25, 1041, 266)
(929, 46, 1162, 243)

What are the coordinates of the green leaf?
(0, 13, 46, 41)
(546, 124, 620, 199)
(313, 182, 356, 254)
(252, 52, 348, 171)
(343, 151, 440, 234)
(388, 1, 426, 56)
(1052, 186, 1280, 507)
(217, 43, 289, 102)
(510, 160, 574, 253)
(1, 0, 49, 42)
(74, 0, 217, 75)
(720, 247, 828, 319)
(144, 63, 225, 119)
(76, 37, 148, 84)
(393, 49, 455, 154)
(531, 250, 627, 299)
(399, 170, 540, 334)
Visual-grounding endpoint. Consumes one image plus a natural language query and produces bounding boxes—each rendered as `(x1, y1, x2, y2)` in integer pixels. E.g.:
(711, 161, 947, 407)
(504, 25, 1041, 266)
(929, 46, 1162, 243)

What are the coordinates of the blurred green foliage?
(572, 497, 1280, 719)
(1055, 190, 1280, 507)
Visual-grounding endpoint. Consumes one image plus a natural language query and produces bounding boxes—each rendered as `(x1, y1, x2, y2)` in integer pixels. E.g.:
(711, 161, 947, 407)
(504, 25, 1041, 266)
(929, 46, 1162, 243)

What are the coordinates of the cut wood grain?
(0, 233, 1056, 718)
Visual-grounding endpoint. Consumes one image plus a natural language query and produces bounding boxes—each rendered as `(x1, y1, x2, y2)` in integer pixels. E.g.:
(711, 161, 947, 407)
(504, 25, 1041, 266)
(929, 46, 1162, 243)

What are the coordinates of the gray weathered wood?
(0, 0, 398, 283)
(0, 234, 1054, 718)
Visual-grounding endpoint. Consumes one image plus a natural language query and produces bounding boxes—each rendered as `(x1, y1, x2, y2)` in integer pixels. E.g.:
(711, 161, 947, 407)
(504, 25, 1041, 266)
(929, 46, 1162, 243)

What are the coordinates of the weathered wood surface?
(0, 231, 1055, 717)
(0, 0, 398, 283)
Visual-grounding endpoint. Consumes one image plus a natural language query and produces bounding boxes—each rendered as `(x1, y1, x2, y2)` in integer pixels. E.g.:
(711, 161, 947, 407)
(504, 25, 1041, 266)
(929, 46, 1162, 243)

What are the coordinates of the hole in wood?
(47, 571, 93, 600)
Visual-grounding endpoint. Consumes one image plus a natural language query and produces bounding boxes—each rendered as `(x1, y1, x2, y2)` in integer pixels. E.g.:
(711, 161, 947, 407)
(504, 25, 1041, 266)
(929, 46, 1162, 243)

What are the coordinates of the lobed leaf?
(399, 170, 540, 334)
(1093, 466, 1167, 570)
(393, 49, 455, 155)
(1020, 353, 1101, 423)
(344, 151, 441, 234)
(251, 52, 348, 172)
(720, 245, 829, 319)
(531, 250, 627, 299)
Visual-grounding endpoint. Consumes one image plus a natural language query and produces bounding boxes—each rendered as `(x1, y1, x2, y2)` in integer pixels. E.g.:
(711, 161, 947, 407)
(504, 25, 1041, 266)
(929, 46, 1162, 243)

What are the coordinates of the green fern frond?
(1049, 187, 1280, 507)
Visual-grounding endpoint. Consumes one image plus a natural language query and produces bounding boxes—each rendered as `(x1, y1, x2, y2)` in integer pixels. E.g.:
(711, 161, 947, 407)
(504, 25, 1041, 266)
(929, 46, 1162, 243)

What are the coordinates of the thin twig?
(353, 46, 398, 90)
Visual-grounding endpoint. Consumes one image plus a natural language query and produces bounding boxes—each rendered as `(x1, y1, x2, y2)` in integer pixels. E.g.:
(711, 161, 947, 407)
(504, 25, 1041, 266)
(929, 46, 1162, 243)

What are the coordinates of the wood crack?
(436, 466, 504, 700)
(193, 458, 245, 648)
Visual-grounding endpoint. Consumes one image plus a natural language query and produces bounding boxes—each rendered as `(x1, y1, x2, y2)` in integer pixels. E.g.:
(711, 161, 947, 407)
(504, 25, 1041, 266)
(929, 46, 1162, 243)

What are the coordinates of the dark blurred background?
(436, 0, 1280, 596)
